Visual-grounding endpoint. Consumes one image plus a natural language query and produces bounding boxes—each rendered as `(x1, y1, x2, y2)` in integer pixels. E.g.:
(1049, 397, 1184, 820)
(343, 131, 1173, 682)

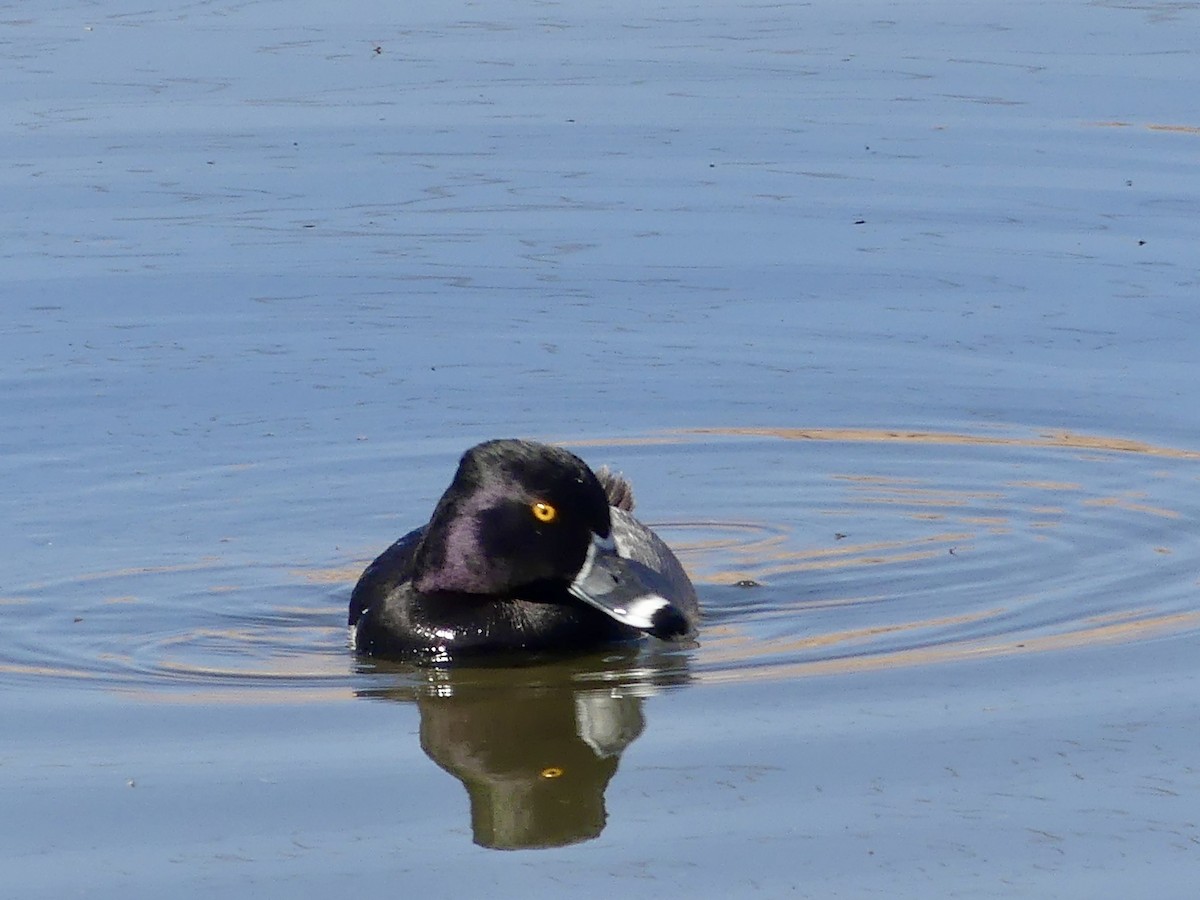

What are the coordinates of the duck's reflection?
(357, 646, 691, 850)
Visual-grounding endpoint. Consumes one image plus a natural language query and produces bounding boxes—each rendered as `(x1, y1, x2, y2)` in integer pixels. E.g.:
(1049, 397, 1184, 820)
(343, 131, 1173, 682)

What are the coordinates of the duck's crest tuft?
(594, 466, 635, 512)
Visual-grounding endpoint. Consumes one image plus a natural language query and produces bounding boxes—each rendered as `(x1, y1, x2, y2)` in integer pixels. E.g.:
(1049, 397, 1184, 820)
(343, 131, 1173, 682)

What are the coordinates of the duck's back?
(348, 526, 424, 627)
(610, 507, 700, 624)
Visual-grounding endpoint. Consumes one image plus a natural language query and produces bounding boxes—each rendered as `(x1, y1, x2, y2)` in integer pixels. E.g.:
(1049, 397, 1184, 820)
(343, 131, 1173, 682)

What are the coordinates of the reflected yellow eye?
(531, 501, 557, 523)
(540, 766, 564, 779)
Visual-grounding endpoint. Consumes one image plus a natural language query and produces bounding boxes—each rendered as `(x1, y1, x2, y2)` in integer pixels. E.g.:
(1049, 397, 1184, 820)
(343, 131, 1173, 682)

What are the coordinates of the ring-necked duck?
(349, 439, 699, 660)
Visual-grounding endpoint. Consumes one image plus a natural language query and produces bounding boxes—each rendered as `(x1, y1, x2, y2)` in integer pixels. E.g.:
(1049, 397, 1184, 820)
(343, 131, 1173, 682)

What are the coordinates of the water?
(4, 1, 1200, 896)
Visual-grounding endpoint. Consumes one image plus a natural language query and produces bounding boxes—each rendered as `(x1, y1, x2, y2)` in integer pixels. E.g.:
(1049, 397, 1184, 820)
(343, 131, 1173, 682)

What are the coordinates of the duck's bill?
(568, 536, 692, 641)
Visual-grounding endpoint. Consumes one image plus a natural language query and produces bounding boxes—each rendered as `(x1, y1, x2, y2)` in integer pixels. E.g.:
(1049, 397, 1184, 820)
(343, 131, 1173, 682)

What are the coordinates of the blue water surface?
(4, 1, 1200, 897)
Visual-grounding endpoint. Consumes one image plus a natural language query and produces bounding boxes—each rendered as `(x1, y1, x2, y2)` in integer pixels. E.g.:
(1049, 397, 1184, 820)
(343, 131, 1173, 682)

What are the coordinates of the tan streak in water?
(682, 427, 1200, 460)
(763, 594, 890, 616)
(299, 564, 364, 584)
(667, 522, 793, 558)
(854, 492, 993, 509)
(697, 611, 1200, 684)
(24, 558, 227, 589)
(554, 435, 688, 448)
(158, 626, 344, 649)
(700, 607, 1001, 663)
(695, 531, 971, 583)
(854, 486, 1005, 501)
(1090, 121, 1200, 134)
(832, 474, 923, 485)
(693, 528, 972, 582)
(1009, 481, 1082, 491)
(702, 549, 957, 585)
(1082, 496, 1182, 520)
(781, 533, 969, 561)
(676, 533, 789, 555)
(0, 662, 104, 679)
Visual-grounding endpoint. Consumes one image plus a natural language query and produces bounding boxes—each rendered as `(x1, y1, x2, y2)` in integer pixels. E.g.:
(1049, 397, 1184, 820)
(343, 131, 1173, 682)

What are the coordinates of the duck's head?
(412, 439, 689, 640)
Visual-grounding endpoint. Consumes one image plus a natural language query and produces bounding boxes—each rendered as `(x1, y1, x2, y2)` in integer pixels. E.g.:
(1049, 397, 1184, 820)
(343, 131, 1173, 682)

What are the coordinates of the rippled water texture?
(4, 0, 1200, 897)
(8, 427, 1200, 696)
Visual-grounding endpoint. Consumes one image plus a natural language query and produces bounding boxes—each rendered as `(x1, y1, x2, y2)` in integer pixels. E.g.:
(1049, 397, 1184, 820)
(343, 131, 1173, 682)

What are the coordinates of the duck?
(349, 439, 699, 660)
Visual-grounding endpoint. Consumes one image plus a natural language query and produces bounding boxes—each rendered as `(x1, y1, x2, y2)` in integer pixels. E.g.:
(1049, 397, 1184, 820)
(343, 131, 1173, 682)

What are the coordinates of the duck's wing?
(609, 507, 700, 627)
(348, 526, 425, 626)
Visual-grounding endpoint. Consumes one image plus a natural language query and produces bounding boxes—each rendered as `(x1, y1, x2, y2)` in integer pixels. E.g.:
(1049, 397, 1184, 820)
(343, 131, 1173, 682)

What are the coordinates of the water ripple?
(664, 427, 1200, 683)
(4, 426, 1198, 697)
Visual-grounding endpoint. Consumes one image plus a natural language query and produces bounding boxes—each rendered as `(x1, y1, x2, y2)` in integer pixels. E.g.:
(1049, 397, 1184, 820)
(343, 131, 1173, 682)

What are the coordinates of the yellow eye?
(531, 501, 557, 523)
(540, 766, 564, 779)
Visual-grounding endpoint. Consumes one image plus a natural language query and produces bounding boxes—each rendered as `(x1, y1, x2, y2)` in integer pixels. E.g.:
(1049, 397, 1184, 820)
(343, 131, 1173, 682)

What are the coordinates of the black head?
(412, 440, 612, 596)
